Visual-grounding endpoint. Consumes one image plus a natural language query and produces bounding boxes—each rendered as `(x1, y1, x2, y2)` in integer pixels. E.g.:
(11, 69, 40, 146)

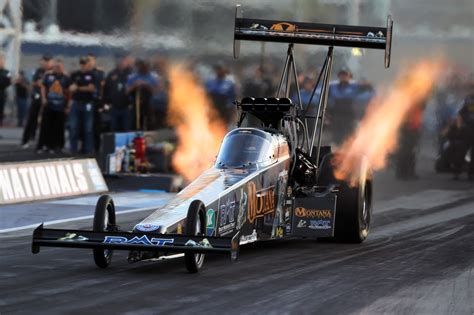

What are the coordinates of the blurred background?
(0, 0, 473, 183)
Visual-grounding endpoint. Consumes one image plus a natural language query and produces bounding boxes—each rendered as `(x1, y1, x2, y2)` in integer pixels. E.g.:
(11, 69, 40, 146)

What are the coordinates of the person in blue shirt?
(126, 59, 158, 130)
(104, 54, 134, 132)
(327, 67, 375, 144)
(205, 63, 236, 124)
(292, 76, 321, 136)
(87, 53, 107, 152)
(69, 56, 96, 154)
(37, 59, 70, 153)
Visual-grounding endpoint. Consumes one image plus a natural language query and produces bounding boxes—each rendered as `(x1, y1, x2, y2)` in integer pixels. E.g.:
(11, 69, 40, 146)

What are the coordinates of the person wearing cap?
(21, 54, 53, 148)
(69, 56, 96, 154)
(455, 94, 474, 180)
(126, 58, 158, 130)
(0, 52, 12, 127)
(36, 59, 70, 153)
(291, 75, 321, 132)
(150, 54, 170, 129)
(87, 53, 106, 151)
(103, 54, 134, 131)
(443, 113, 470, 180)
(205, 62, 237, 125)
(327, 67, 375, 144)
(241, 65, 273, 127)
(394, 101, 425, 180)
(14, 70, 30, 127)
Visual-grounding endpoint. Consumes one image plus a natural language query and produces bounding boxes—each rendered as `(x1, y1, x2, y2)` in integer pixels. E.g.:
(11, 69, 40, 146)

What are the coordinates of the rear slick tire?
(184, 200, 206, 273)
(334, 158, 373, 243)
(318, 153, 373, 243)
(93, 195, 116, 268)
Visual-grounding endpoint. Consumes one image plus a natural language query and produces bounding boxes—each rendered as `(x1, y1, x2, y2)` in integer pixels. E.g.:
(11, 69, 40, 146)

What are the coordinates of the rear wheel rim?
(195, 215, 204, 266)
(103, 204, 112, 260)
(360, 186, 370, 234)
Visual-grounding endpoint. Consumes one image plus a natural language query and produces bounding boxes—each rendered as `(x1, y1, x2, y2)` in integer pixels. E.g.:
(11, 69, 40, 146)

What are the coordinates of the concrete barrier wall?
(0, 159, 108, 205)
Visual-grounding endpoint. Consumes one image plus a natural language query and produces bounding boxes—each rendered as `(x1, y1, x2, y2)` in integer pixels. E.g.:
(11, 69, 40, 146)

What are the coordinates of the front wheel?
(184, 200, 206, 273)
(93, 195, 116, 268)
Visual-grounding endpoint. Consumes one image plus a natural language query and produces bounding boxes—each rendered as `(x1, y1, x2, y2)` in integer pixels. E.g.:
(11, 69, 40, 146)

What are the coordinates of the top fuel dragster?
(32, 5, 393, 273)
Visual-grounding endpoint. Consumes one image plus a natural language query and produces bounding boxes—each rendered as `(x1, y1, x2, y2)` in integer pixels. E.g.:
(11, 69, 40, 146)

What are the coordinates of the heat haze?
(333, 60, 444, 185)
(167, 65, 227, 182)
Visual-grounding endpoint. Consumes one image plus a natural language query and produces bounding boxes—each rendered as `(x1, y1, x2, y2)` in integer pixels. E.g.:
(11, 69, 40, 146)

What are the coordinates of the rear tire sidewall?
(336, 172, 372, 243)
(93, 195, 116, 268)
(318, 153, 372, 243)
(184, 200, 206, 273)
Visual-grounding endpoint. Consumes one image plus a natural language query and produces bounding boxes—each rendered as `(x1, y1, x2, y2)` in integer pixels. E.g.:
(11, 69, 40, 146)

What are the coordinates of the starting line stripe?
(0, 206, 157, 234)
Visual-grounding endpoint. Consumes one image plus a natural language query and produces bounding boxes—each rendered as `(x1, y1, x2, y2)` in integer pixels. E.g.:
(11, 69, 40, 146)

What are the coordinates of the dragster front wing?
(32, 224, 240, 261)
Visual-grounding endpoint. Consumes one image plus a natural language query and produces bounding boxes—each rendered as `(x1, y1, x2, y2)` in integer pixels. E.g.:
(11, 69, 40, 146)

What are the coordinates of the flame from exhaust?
(333, 60, 444, 185)
(167, 65, 227, 182)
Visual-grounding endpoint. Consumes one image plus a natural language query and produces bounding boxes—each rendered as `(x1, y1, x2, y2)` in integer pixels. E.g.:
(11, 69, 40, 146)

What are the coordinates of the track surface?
(1, 159, 474, 314)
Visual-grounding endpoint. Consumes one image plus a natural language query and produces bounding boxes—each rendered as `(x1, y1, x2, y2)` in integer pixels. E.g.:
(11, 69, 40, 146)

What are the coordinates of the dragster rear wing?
(32, 224, 240, 261)
(233, 5, 393, 68)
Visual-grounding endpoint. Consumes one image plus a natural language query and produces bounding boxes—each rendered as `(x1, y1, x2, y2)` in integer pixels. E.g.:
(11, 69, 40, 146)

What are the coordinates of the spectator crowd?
(0, 53, 171, 154)
(0, 51, 472, 180)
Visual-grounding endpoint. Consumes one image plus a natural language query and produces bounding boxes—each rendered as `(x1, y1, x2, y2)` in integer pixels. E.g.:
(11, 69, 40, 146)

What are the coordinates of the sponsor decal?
(0, 159, 107, 205)
(367, 31, 385, 38)
(135, 224, 160, 232)
(276, 226, 284, 238)
(236, 189, 248, 230)
(240, 229, 258, 245)
(218, 197, 236, 235)
(58, 233, 88, 241)
(295, 207, 332, 219)
(270, 22, 296, 32)
(247, 182, 275, 224)
(273, 170, 288, 230)
(206, 209, 216, 236)
(185, 238, 212, 248)
(297, 219, 307, 228)
(249, 23, 268, 30)
(308, 220, 331, 230)
(286, 223, 291, 234)
(103, 235, 174, 246)
(218, 223, 235, 236)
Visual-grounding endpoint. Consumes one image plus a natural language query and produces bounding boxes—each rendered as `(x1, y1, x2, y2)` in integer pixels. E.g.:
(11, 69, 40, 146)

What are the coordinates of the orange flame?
(167, 65, 227, 182)
(333, 60, 444, 185)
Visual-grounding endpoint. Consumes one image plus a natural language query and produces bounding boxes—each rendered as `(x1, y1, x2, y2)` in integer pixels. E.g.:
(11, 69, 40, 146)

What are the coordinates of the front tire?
(93, 195, 116, 268)
(184, 200, 206, 273)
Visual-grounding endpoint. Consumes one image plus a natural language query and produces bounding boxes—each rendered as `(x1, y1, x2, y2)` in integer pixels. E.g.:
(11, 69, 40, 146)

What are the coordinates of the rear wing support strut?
(233, 4, 393, 169)
(311, 46, 334, 162)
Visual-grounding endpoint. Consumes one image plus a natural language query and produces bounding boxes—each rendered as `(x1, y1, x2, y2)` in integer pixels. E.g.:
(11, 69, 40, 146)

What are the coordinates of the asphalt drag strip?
(0, 188, 473, 314)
